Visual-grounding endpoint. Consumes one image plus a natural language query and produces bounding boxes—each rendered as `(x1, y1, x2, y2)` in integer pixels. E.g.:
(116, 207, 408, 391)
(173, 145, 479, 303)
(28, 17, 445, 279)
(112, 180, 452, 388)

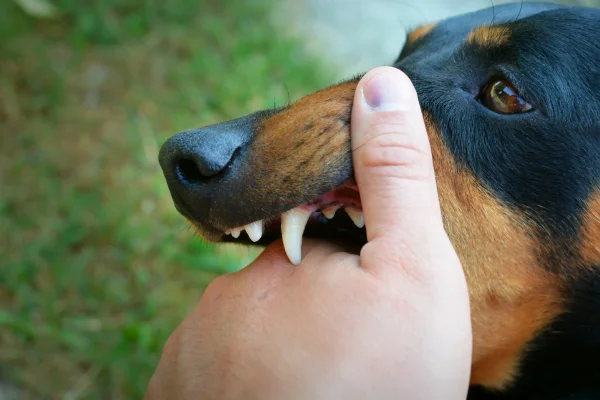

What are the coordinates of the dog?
(158, 2, 600, 399)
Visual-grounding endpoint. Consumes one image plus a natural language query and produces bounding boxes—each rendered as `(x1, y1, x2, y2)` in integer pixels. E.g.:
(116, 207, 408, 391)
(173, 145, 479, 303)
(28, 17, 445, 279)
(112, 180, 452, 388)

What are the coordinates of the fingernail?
(362, 71, 412, 111)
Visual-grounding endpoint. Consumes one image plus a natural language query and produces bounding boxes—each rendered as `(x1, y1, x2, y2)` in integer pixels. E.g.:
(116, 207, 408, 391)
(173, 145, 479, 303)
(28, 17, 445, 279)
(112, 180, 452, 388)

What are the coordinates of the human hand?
(144, 66, 472, 400)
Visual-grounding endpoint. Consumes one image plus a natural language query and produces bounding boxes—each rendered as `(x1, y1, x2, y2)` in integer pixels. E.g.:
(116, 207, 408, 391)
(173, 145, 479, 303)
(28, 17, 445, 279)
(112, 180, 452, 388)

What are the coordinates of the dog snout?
(158, 121, 248, 218)
(158, 110, 272, 222)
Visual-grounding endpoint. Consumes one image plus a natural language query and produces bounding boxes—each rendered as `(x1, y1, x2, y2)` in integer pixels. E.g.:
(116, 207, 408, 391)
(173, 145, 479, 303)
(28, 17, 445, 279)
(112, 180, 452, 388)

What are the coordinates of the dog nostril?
(175, 158, 205, 185)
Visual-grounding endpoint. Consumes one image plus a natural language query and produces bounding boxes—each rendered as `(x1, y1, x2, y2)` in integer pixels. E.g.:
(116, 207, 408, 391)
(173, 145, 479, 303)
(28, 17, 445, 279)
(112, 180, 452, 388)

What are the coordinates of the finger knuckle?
(358, 128, 433, 181)
(361, 240, 435, 286)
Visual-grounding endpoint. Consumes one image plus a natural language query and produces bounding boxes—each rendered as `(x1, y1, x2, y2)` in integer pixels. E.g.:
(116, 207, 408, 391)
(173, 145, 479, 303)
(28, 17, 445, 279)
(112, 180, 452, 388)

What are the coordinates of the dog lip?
(220, 183, 363, 263)
(223, 183, 362, 234)
(183, 179, 365, 258)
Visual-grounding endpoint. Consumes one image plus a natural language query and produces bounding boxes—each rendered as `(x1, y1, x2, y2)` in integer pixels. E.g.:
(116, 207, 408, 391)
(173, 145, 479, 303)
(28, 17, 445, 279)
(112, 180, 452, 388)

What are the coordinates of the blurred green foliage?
(0, 0, 333, 398)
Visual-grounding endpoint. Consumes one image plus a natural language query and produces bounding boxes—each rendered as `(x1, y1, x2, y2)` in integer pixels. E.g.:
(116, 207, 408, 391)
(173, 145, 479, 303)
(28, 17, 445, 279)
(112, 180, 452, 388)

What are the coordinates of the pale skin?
(145, 67, 473, 400)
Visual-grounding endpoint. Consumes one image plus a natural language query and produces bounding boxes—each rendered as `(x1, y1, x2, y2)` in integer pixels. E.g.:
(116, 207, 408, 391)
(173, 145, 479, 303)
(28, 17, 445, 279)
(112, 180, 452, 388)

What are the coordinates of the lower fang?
(345, 208, 365, 228)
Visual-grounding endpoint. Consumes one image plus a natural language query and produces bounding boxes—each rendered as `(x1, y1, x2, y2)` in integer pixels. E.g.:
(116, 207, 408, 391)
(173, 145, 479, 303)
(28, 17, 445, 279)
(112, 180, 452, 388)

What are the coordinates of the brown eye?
(481, 79, 533, 114)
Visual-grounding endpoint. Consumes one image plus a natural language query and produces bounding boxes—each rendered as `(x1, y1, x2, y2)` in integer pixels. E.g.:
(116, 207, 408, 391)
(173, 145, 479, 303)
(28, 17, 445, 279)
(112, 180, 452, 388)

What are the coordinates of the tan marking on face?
(407, 23, 437, 44)
(424, 113, 563, 389)
(244, 82, 358, 203)
(467, 26, 511, 47)
(579, 190, 600, 265)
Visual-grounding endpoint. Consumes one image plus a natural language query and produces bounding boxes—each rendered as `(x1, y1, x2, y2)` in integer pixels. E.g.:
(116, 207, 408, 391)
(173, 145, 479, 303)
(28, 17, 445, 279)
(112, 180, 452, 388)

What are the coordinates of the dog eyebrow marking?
(406, 22, 437, 44)
(467, 26, 511, 47)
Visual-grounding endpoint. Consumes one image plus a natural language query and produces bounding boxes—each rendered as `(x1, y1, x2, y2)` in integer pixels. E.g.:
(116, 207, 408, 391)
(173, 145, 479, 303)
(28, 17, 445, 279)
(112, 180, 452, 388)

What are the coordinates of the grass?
(0, 0, 334, 398)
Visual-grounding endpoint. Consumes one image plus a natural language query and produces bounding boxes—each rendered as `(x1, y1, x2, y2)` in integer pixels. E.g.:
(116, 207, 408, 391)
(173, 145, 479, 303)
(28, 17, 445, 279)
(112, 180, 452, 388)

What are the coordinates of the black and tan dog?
(158, 2, 600, 399)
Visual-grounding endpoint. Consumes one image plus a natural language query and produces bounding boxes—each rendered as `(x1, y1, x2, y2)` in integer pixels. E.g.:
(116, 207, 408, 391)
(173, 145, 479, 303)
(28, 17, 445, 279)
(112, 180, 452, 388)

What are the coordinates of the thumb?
(351, 67, 446, 270)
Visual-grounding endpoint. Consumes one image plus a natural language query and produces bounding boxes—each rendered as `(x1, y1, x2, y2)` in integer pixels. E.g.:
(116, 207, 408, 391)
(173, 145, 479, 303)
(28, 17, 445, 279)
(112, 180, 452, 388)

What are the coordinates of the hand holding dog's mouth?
(146, 67, 473, 400)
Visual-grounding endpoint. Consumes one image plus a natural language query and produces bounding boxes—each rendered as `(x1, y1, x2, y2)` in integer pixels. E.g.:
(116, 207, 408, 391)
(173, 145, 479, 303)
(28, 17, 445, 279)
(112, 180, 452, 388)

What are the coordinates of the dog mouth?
(220, 183, 366, 264)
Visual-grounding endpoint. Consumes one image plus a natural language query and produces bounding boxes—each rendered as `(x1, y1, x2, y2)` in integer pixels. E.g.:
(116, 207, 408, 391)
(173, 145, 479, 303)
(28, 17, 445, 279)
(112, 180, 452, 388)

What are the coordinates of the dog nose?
(158, 111, 270, 220)
(159, 118, 252, 187)
(161, 130, 238, 185)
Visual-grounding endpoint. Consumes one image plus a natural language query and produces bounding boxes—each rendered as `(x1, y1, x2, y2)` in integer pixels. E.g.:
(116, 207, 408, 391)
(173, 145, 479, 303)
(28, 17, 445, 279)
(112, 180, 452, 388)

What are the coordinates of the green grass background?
(0, 0, 333, 398)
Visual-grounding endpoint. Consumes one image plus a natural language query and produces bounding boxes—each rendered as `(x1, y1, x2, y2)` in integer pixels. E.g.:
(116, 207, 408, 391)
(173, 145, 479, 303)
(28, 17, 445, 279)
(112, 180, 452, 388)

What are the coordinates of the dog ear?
(394, 22, 437, 62)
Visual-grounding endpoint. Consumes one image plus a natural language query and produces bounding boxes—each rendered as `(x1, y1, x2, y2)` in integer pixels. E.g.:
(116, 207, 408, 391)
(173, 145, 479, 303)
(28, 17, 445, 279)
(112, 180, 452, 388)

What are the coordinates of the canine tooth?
(345, 208, 365, 228)
(231, 227, 242, 238)
(322, 206, 339, 219)
(244, 221, 263, 242)
(281, 208, 311, 265)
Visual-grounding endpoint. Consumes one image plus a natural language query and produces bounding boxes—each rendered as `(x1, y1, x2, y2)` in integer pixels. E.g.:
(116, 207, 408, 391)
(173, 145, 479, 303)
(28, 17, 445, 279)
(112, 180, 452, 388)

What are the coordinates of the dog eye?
(480, 79, 533, 114)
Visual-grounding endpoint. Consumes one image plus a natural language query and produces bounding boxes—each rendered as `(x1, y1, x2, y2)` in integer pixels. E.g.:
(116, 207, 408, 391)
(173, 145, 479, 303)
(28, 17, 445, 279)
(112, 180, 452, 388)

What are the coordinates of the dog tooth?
(244, 221, 263, 242)
(281, 208, 311, 265)
(322, 206, 339, 219)
(231, 227, 242, 238)
(225, 229, 231, 235)
(345, 208, 365, 228)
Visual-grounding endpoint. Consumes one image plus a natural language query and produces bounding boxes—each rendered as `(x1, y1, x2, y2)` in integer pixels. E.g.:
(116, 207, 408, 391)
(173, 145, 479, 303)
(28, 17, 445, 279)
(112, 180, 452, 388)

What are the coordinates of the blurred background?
(1, 0, 598, 398)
